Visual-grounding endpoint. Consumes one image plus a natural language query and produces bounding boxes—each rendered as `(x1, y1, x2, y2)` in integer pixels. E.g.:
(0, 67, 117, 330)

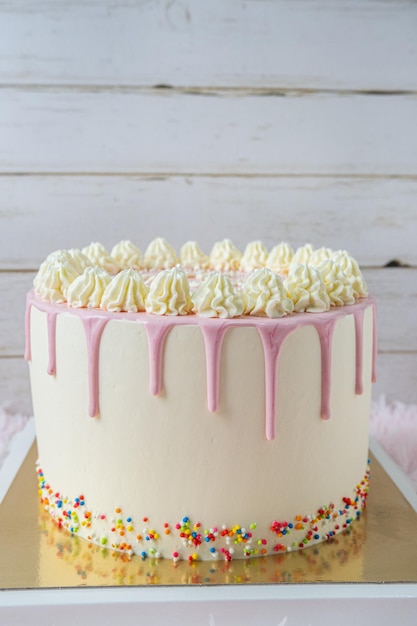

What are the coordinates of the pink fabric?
(370, 396, 417, 491)
(0, 403, 30, 467)
(0, 398, 416, 492)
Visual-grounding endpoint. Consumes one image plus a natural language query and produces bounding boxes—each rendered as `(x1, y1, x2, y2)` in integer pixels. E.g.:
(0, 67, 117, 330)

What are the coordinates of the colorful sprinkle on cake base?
(37, 462, 370, 561)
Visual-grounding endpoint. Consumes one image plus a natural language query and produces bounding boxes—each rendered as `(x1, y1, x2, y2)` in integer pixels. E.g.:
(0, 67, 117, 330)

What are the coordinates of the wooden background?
(1, 0, 416, 414)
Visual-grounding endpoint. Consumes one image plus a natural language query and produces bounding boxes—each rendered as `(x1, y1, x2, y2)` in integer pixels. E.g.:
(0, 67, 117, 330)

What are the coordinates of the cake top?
(32, 238, 368, 318)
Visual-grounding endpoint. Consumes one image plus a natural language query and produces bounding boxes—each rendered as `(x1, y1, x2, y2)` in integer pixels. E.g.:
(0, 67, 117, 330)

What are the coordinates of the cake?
(25, 238, 376, 562)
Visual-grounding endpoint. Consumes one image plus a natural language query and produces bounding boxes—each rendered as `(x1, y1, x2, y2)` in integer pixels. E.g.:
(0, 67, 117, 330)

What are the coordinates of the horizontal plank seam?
(1, 266, 417, 273)
(2, 173, 417, 180)
(378, 350, 417, 356)
(1, 84, 417, 97)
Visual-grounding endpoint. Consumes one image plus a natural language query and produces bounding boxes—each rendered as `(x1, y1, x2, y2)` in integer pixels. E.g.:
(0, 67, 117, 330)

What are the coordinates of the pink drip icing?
(257, 326, 294, 441)
(25, 291, 377, 438)
(144, 322, 172, 396)
(353, 308, 365, 395)
(314, 319, 336, 420)
(80, 316, 108, 417)
(201, 324, 229, 413)
(46, 311, 58, 375)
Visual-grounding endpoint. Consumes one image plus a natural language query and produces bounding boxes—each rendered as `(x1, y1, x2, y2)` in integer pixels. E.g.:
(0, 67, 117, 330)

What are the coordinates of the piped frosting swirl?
(242, 268, 294, 317)
(192, 272, 244, 318)
(146, 268, 192, 315)
(310, 247, 333, 267)
(101, 268, 148, 312)
(82, 242, 119, 274)
(266, 243, 294, 274)
(331, 250, 368, 298)
(240, 241, 268, 271)
(291, 244, 315, 268)
(180, 241, 209, 269)
(210, 239, 242, 271)
(144, 238, 178, 269)
(285, 264, 330, 313)
(111, 240, 142, 270)
(32, 238, 367, 318)
(34, 251, 82, 303)
(67, 267, 112, 309)
(316, 260, 355, 307)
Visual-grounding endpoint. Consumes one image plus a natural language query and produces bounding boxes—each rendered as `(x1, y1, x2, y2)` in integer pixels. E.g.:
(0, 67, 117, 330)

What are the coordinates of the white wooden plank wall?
(0, 0, 416, 414)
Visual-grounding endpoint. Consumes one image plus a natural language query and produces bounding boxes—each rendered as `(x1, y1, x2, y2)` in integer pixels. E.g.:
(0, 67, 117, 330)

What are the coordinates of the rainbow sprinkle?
(36, 461, 370, 562)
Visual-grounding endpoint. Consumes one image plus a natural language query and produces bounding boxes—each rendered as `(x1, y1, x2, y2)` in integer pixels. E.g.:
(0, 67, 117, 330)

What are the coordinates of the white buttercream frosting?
(192, 272, 244, 318)
(39, 248, 89, 275)
(240, 241, 268, 272)
(111, 240, 142, 270)
(291, 244, 315, 267)
(316, 260, 355, 307)
(67, 266, 112, 308)
(33, 251, 82, 303)
(242, 268, 294, 318)
(285, 264, 331, 313)
(310, 247, 333, 267)
(209, 239, 242, 271)
(65, 249, 91, 272)
(331, 250, 368, 298)
(266, 242, 294, 274)
(101, 269, 148, 312)
(82, 242, 119, 274)
(180, 241, 209, 269)
(146, 268, 192, 315)
(32, 240, 369, 317)
(33, 260, 79, 304)
(240, 241, 268, 271)
(144, 238, 178, 269)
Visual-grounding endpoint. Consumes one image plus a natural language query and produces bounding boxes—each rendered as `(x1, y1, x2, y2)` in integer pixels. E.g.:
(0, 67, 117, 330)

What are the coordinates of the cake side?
(27, 292, 374, 561)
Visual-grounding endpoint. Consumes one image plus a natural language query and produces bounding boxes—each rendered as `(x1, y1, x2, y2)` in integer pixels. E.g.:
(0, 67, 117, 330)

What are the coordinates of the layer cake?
(25, 239, 376, 562)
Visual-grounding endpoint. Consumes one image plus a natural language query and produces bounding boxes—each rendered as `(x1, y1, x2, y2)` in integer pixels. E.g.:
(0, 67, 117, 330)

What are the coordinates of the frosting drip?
(81, 316, 109, 417)
(200, 323, 229, 413)
(144, 321, 172, 396)
(46, 311, 58, 375)
(256, 325, 293, 440)
(25, 292, 376, 439)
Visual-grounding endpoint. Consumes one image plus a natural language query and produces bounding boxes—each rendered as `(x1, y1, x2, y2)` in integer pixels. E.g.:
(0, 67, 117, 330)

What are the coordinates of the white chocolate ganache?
(27, 239, 375, 562)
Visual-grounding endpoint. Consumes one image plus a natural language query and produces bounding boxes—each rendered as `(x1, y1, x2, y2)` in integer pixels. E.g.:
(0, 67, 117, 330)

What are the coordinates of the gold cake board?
(0, 442, 417, 589)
